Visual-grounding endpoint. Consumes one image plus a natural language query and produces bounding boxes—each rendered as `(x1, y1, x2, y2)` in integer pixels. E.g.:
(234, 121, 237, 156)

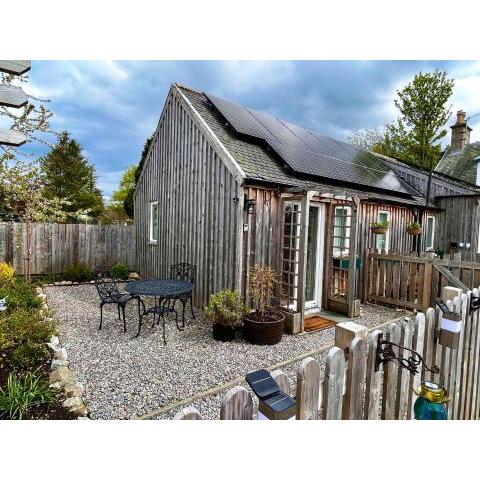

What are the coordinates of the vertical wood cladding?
(134, 90, 242, 306)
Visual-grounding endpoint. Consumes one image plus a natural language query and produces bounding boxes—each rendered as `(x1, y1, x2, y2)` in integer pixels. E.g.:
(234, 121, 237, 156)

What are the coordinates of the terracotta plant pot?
(407, 227, 422, 236)
(243, 310, 285, 345)
(212, 323, 236, 342)
(371, 226, 388, 235)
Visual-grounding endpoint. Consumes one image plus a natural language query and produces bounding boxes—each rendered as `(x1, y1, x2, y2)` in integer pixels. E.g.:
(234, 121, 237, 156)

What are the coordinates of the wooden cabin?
(134, 84, 479, 333)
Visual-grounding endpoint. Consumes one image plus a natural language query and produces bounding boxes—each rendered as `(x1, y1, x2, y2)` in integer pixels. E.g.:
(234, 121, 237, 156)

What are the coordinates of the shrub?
(110, 263, 129, 280)
(204, 290, 248, 327)
(65, 263, 94, 282)
(249, 265, 278, 318)
(0, 262, 15, 285)
(0, 308, 57, 351)
(0, 371, 57, 419)
(370, 220, 389, 229)
(0, 277, 42, 312)
(11, 343, 51, 371)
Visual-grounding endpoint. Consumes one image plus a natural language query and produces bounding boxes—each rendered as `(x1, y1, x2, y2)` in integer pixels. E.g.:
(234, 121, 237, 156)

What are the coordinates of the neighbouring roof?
(177, 85, 468, 207)
(435, 142, 480, 186)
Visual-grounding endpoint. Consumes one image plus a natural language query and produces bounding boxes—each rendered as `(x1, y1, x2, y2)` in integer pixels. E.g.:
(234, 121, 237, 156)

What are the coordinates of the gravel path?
(45, 284, 409, 419)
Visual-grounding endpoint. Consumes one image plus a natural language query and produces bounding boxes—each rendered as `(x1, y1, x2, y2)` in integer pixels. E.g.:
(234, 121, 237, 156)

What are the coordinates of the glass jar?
(413, 381, 448, 420)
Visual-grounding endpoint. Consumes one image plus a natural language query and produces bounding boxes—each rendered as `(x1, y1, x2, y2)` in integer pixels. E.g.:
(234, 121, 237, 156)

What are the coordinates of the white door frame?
(305, 203, 325, 311)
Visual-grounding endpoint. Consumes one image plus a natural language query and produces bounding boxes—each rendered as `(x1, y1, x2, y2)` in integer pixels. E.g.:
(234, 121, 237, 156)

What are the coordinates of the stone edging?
(36, 287, 89, 419)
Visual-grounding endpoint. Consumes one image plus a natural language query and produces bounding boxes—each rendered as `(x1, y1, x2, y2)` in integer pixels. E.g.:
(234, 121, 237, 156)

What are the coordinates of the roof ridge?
(173, 82, 205, 96)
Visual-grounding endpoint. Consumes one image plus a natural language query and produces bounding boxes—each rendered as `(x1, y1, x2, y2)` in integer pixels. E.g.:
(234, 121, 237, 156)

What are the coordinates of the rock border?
(41, 271, 141, 288)
(36, 286, 89, 419)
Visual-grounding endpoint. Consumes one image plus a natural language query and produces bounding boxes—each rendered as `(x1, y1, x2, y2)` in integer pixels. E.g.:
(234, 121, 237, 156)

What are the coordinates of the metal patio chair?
(169, 263, 196, 324)
(93, 265, 143, 333)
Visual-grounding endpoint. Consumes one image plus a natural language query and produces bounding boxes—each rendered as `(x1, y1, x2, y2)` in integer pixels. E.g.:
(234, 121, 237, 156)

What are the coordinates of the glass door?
(305, 204, 325, 310)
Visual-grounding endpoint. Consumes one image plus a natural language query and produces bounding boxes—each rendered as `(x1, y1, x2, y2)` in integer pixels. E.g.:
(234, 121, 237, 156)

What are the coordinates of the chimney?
(450, 110, 472, 151)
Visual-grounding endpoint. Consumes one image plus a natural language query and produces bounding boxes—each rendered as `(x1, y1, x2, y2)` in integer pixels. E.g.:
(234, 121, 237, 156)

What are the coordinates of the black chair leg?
(190, 294, 195, 319)
(161, 311, 166, 345)
(99, 303, 104, 330)
(117, 303, 121, 322)
(122, 304, 127, 333)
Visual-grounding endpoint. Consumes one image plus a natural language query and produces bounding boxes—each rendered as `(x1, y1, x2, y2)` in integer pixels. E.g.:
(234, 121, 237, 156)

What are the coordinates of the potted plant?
(406, 221, 422, 236)
(243, 265, 285, 345)
(370, 220, 389, 235)
(205, 290, 248, 342)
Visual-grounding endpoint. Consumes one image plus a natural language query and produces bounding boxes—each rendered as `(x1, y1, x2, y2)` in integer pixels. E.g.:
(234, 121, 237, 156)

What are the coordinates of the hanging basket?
(407, 227, 423, 236)
(371, 226, 388, 235)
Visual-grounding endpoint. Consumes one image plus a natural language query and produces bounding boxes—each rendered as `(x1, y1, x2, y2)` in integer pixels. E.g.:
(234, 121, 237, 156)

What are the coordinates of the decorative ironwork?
(375, 333, 440, 375)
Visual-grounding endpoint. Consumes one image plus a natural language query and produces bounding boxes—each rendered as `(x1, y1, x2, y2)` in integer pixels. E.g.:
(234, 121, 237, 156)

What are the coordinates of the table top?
(125, 279, 192, 297)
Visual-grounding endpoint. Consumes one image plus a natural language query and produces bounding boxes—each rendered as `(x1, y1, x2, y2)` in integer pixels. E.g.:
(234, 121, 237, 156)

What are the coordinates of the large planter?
(212, 323, 236, 342)
(243, 310, 285, 345)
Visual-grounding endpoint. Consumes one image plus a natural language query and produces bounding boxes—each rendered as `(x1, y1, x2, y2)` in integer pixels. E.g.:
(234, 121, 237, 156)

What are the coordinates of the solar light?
(244, 196, 256, 215)
(245, 369, 296, 420)
(436, 298, 462, 349)
(414, 381, 449, 420)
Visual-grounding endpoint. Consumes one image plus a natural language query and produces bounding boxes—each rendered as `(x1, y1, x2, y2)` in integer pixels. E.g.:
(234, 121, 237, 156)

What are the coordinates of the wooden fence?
(0, 223, 136, 275)
(365, 250, 480, 311)
(175, 286, 480, 419)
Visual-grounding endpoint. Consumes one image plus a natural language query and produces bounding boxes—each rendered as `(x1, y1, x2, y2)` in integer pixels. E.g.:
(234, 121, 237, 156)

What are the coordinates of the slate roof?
(435, 142, 480, 186)
(177, 85, 471, 206)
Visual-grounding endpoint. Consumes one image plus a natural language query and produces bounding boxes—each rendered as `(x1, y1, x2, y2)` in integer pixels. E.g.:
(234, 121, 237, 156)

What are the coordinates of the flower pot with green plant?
(205, 290, 248, 342)
(370, 220, 389, 235)
(243, 265, 285, 345)
(406, 222, 422, 236)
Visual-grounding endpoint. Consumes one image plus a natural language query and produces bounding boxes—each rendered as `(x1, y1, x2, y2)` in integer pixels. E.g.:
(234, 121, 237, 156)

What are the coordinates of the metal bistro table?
(125, 279, 193, 344)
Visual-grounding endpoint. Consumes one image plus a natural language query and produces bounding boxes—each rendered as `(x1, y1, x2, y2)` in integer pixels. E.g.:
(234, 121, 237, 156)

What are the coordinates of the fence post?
(322, 347, 346, 420)
(381, 322, 401, 419)
(364, 329, 383, 420)
(342, 337, 366, 420)
(410, 312, 425, 419)
(422, 260, 433, 310)
(271, 369, 291, 397)
(395, 317, 413, 420)
(296, 357, 320, 420)
(220, 386, 254, 420)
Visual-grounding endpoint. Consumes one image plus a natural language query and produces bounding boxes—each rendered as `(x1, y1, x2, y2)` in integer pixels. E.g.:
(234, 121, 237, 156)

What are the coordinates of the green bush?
(204, 290, 248, 327)
(11, 343, 51, 371)
(0, 371, 57, 419)
(110, 263, 129, 280)
(65, 262, 94, 282)
(0, 277, 42, 312)
(0, 308, 57, 351)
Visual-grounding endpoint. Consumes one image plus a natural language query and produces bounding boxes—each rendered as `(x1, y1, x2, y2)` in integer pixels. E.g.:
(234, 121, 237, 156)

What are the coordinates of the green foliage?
(11, 343, 51, 371)
(1, 277, 43, 312)
(0, 371, 57, 420)
(350, 70, 454, 172)
(0, 308, 57, 351)
(204, 290, 248, 327)
(370, 220, 389, 229)
(40, 131, 105, 221)
(65, 262, 94, 282)
(108, 165, 137, 220)
(407, 222, 422, 230)
(110, 263, 129, 280)
(123, 187, 134, 218)
(134, 136, 154, 184)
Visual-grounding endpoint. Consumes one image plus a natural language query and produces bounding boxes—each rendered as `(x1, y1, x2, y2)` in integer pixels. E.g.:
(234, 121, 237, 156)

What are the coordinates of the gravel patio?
(45, 283, 409, 419)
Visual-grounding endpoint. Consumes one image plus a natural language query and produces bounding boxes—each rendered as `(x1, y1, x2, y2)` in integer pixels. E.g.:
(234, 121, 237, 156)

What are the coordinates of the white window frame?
(376, 210, 391, 252)
(149, 201, 159, 245)
(333, 205, 351, 258)
(425, 215, 435, 251)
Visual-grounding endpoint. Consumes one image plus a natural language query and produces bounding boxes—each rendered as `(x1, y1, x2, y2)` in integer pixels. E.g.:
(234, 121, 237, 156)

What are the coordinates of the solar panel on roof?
(206, 92, 412, 195)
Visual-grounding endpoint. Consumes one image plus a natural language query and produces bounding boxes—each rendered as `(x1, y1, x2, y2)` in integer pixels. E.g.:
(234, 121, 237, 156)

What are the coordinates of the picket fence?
(175, 286, 480, 420)
(0, 222, 136, 274)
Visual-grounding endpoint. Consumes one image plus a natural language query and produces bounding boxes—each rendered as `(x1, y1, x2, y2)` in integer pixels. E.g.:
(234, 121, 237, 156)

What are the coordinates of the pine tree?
(40, 131, 104, 221)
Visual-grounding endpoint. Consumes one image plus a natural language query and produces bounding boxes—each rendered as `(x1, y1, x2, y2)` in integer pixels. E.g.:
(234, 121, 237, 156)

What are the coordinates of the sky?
(9, 60, 480, 200)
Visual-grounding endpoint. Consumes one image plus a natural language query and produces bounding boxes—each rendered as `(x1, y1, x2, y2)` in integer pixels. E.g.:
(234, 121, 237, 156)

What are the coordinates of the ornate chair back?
(93, 265, 120, 302)
(170, 263, 196, 286)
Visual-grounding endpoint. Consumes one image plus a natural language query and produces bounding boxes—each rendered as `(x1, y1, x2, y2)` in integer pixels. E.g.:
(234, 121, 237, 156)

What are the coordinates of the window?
(149, 201, 158, 244)
(375, 210, 390, 252)
(333, 206, 351, 258)
(425, 215, 435, 251)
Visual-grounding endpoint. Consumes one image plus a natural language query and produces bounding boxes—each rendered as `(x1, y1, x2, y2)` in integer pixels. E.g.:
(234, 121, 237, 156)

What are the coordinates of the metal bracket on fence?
(375, 333, 440, 375)
(470, 295, 480, 314)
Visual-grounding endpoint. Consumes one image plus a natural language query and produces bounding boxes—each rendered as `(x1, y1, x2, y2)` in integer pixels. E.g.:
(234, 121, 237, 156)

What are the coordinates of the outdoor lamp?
(245, 369, 296, 420)
(414, 382, 449, 420)
(436, 298, 462, 349)
(244, 195, 256, 215)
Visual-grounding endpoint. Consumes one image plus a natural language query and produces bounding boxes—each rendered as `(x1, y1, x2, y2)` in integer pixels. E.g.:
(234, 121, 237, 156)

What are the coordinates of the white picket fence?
(175, 286, 480, 420)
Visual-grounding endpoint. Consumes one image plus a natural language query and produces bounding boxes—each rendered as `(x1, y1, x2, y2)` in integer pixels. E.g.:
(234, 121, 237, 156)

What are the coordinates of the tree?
(349, 70, 454, 177)
(39, 131, 104, 221)
(107, 165, 137, 220)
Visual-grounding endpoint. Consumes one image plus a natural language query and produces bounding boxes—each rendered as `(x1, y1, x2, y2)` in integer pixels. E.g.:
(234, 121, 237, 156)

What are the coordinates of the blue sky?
(13, 60, 480, 199)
